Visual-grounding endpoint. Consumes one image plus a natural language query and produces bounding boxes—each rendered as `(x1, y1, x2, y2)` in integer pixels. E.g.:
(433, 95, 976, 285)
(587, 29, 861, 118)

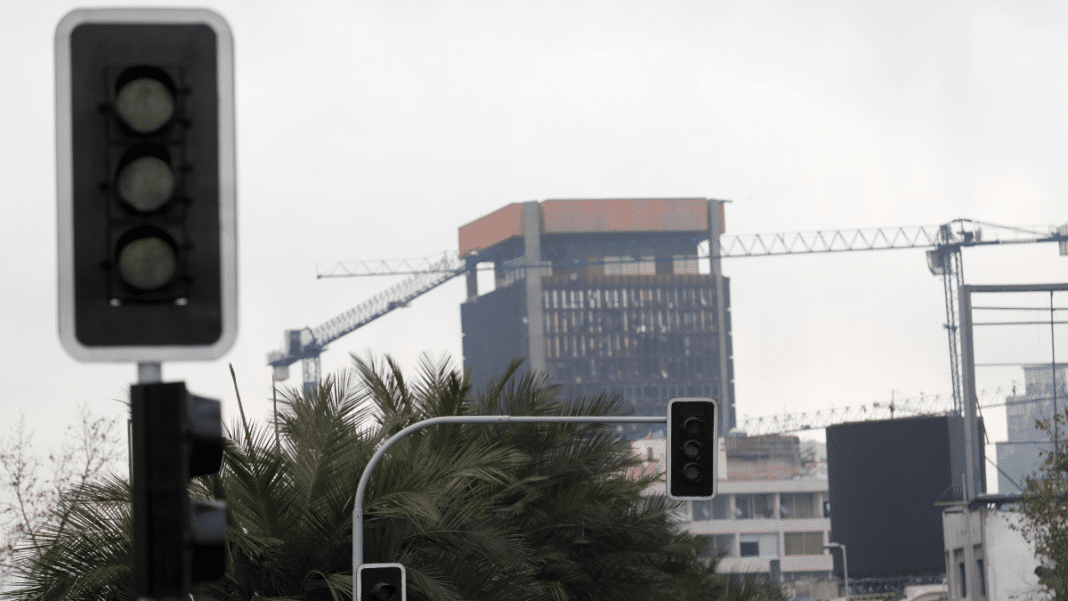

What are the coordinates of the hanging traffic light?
(131, 381, 227, 598)
(55, 8, 236, 362)
(357, 563, 406, 601)
(667, 398, 718, 499)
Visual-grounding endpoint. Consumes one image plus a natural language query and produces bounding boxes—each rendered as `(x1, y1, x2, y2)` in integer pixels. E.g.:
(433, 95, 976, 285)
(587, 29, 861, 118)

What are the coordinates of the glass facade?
(542, 273, 732, 438)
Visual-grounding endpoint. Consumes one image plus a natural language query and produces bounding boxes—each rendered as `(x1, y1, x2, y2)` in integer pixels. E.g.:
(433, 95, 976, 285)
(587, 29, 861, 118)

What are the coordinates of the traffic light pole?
(352, 415, 666, 573)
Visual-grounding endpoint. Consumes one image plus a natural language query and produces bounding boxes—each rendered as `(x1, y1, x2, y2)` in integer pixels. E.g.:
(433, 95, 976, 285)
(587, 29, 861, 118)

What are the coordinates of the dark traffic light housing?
(56, 8, 236, 362)
(131, 381, 227, 598)
(667, 398, 718, 499)
(357, 563, 406, 601)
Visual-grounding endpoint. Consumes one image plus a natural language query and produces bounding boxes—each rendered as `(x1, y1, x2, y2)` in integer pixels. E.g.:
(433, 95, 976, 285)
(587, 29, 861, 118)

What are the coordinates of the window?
(784, 532, 824, 556)
(692, 500, 712, 521)
(699, 534, 734, 558)
(755, 494, 773, 518)
(735, 496, 751, 519)
(977, 559, 986, 597)
(712, 495, 730, 520)
(953, 549, 965, 598)
(693, 496, 731, 521)
(735, 494, 772, 519)
(780, 493, 817, 519)
(740, 533, 778, 558)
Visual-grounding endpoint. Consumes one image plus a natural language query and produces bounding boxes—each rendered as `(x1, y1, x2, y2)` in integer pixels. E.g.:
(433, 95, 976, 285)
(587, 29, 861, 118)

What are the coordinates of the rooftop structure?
(459, 198, 734, 437)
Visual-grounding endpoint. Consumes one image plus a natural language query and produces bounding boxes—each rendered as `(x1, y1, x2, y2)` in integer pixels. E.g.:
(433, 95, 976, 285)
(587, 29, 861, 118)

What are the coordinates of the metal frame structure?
(955, 282, 1068, 601)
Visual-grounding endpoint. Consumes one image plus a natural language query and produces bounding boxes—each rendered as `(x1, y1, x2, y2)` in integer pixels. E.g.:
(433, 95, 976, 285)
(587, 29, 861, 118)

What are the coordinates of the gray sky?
(2, 1, 1067, 494)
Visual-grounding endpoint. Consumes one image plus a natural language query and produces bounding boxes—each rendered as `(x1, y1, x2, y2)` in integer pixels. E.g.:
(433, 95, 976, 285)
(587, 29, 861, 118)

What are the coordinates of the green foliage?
(1016, 411, 1068, 600)
(4, 354, 761, 601)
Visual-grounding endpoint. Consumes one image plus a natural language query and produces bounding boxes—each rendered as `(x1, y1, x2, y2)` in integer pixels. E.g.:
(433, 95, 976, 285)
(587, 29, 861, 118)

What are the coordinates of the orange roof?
(458, 198, 722, 257)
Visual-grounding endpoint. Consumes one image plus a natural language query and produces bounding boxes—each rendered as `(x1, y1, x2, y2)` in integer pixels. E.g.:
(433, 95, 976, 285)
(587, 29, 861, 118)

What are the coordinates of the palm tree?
(4, 353, 765, 601)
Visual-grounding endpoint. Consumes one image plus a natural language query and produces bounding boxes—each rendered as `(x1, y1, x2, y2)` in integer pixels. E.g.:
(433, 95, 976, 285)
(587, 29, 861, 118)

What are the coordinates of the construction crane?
(736, 386, 1022, 436)
(271, 218, 1067, 392)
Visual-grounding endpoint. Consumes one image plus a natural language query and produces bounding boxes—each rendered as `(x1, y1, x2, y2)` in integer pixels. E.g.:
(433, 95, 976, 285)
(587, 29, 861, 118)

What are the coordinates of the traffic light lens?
(683, 463, 702, 481)
(115, 77, 174, 134)
(683, 440, 701, 459)
(118, 236, 177, 290)
(372, 582, 398, 600)
(118, 156, 174, 212)
(684, 416, 702, 436)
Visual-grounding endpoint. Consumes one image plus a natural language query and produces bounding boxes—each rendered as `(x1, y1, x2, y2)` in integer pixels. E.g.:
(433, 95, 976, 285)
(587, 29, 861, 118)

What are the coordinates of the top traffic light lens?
(115, 76, 175, 134)
(684, 416, 702, 436)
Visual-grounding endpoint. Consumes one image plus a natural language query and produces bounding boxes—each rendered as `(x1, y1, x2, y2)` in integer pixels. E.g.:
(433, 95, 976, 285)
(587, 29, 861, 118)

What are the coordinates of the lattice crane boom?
(277, 218, 1067, 394)
(268, 253, 467, 388)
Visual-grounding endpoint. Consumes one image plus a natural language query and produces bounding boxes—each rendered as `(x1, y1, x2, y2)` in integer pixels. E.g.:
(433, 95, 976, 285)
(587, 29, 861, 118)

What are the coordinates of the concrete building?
(629, 433, 833, 585)
(995, 364, 1068, 494)
(942, 497, 1045, 601)
(459, 198, 734, 437)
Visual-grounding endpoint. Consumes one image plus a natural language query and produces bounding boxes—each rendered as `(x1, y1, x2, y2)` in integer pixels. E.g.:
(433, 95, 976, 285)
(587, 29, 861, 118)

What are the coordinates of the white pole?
(352, 415, 667, 574)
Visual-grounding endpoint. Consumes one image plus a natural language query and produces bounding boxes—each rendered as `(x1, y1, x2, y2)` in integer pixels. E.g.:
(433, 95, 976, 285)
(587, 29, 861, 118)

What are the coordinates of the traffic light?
(131, 382, 227, 598)
(357, 563, 406, 601)
(667, 398, 718, 499)
(55, 8, 236, 362)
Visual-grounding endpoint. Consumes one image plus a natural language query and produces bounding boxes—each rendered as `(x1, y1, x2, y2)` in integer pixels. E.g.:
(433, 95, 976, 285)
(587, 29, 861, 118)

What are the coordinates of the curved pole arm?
(353, 414, 666, 572)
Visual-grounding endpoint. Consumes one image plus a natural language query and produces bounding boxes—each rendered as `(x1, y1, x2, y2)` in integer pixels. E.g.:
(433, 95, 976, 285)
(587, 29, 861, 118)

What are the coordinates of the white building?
(995, 365, 1068, 494)
(630, 433, 833, 583)
(942, 500, 1046, 601)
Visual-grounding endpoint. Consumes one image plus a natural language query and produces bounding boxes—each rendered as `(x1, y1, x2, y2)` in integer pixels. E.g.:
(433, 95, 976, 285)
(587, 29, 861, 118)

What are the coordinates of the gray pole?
(352, 414, 666, 573)
(137, 361, 161, 384)
(825, 542, 848, 601)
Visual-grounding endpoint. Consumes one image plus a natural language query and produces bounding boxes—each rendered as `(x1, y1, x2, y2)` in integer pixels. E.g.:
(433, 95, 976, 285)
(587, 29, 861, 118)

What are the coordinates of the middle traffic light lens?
(117, 236, 177, 291)
(683, 440, 701, 459)
(118, 156, 174, 212)
(115, 77, 175, 134)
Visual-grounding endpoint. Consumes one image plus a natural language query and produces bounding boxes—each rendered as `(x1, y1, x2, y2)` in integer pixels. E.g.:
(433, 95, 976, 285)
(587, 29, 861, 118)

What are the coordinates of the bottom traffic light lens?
(373, 583, 398, 600)
(683, 463, 702, 481)
(118, 235, 177, 290)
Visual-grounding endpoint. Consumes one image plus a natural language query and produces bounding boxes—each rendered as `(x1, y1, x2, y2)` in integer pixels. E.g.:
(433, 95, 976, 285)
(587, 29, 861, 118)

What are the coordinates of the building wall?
(542, 273, 730, 437)
(826, 416, 984, 579)
(942, 506, 1045, 601)
(687, 478, 832, 577)
(628, 437, 831, 580)
(997, 365, 1068, 494)
(460, 282, 527, 390)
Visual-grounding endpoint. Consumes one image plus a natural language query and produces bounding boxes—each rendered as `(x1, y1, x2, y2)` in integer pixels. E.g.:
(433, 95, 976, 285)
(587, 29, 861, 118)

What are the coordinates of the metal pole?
(273, 377, 280, 451)
(137, 362, 161, 384)
(825, 543, 848, 601)
(1052, 291, 1059, 458)
(842, 544, 849, 601)
(352, 415, 666, 574)
(959, 286, 977, 501)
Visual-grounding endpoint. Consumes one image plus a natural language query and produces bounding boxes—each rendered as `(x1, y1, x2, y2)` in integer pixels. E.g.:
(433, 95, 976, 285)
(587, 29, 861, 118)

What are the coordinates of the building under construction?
(458, 198, 735, 438)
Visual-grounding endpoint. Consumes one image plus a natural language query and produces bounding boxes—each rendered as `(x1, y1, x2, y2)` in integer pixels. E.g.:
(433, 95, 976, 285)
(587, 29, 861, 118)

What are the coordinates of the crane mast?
(274, 218, 1067, 395)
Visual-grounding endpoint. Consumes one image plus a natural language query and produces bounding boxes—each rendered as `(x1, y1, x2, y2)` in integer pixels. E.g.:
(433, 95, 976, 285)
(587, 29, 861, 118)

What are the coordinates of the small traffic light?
(132, 382, 227, 598)
(56, 8, 236, 362)
(667, 398, 718, 499)
(357, 563, 406, 601)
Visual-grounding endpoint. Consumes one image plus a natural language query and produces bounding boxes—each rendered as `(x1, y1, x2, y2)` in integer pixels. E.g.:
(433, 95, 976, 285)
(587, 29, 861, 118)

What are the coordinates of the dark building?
(825, 415, 985, 580)
(459, 198, 735, 437)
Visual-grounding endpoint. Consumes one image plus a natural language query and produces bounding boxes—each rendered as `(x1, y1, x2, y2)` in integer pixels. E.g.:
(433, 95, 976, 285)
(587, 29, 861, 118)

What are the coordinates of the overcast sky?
(2, 1, 1067, 494)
